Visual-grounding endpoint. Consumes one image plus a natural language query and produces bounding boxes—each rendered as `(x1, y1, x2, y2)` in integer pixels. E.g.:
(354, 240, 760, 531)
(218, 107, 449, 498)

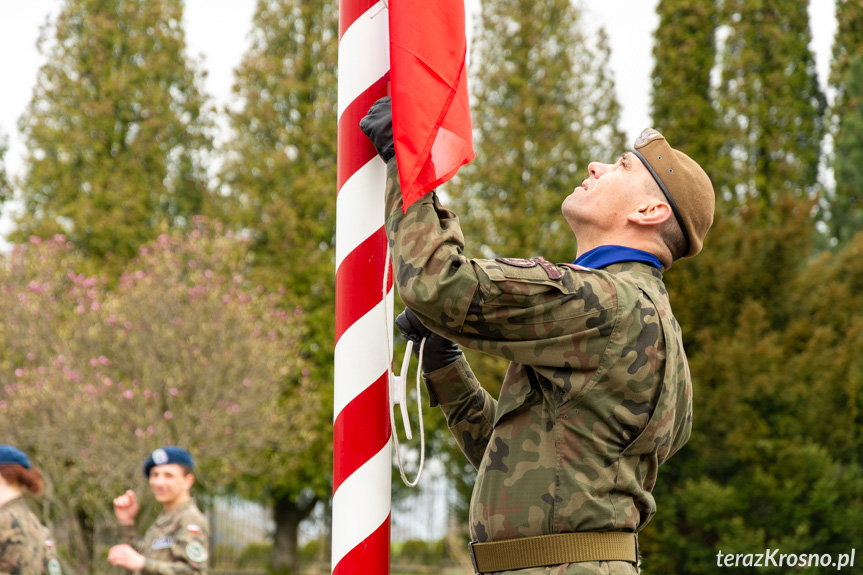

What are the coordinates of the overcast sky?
(0, 1, 837, 208)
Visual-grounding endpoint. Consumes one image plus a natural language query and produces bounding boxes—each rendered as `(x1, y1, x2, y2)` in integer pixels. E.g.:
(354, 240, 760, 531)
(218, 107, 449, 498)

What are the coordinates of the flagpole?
(333, 0, 392, 574)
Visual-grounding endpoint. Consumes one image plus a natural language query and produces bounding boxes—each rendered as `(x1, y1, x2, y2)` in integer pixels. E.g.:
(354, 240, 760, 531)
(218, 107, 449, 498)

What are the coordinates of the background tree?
(826, 0, 863, 244)
(215, 0, 338, 571)
(830, 57, 863, 245)
(711, 0, 825, 214)
(0, 132, 10, 206)
(0, 222, 309, 575)
(13, 0, 213, 269)
(831, 57, 863, 245)
(649, 0, 827, 346)
(650, 0, 719, 172)
(639, 2, 863, 572)
(828, 0, 863, 116)
(641, 214, 863, 574)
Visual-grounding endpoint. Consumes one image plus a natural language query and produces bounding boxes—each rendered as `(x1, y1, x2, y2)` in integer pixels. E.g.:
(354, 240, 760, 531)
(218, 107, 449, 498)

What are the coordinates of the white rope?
(384, 243, 426, 487)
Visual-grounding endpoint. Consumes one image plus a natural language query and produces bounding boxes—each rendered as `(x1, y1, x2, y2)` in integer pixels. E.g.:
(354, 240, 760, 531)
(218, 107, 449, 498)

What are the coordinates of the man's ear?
(184, 473, 196, 490)
(627, 201, 672, 227)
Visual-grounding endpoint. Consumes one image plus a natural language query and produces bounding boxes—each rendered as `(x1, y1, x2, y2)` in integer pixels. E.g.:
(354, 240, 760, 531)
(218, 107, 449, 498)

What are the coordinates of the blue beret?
(0, 445, 31, 468)
(143, 446, 194, 477)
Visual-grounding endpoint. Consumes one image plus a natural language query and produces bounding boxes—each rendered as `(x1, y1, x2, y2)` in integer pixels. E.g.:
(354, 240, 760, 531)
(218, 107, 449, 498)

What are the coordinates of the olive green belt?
(468, 532, 638, 573)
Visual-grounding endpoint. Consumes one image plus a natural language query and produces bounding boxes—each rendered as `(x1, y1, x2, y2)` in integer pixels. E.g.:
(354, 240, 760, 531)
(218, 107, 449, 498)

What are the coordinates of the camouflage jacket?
(120, 499, 209, 575)
(0, 497, 62, 575)
(384, 159, 692, 573)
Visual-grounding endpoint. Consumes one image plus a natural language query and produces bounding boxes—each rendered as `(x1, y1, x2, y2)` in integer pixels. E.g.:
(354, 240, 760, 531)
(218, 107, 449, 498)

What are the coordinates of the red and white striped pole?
(333, 0, 392, 574)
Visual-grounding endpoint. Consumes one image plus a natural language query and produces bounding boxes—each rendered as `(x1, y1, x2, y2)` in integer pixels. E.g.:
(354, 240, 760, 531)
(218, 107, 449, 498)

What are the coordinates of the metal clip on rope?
(390, 339, 414, 440)
(384, 244, 426, 487)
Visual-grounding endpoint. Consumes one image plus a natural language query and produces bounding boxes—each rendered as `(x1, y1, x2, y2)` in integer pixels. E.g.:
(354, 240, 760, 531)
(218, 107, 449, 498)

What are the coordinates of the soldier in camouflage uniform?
(0, 445, 62, 575)
(361, 98, 715, 574)
(108, 447, 209, 575)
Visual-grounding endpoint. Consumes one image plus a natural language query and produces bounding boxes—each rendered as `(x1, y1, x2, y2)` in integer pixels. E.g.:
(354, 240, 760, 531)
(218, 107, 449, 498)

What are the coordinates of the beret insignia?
(151, 448, 169, 465)
(635, 128, 663, 147)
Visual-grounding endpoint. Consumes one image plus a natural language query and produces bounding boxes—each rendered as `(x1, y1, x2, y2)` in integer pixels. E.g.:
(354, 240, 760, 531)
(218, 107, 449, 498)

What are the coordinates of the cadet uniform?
(0, 445, 62, 575)
(0, 497, 62, 575)
(119, 499, 209, 575)
(381, 122, 715, 574)
(111, 447, 209, 575)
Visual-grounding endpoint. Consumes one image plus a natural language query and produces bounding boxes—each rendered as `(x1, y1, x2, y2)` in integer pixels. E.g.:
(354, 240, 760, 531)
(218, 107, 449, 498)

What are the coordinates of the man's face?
(148, 463, 193, 509)
(562, 152, 655, 233)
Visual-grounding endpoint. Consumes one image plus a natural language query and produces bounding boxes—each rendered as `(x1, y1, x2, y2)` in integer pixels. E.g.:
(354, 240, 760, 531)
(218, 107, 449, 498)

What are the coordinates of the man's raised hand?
(360, 96, 395, 162)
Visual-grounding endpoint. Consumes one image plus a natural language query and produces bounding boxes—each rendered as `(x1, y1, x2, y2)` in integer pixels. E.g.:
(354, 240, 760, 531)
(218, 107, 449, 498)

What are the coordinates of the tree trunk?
(272, 495, 318, 575)
(74, 506, 95, 575)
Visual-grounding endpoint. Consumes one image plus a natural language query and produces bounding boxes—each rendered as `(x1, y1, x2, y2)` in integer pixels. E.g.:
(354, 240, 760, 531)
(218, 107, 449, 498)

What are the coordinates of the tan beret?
(632, 128, 715, 258)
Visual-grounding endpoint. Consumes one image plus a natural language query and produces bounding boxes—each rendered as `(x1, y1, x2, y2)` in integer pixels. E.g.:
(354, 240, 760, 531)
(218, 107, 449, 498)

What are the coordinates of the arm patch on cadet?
(185, 541, 208, 563)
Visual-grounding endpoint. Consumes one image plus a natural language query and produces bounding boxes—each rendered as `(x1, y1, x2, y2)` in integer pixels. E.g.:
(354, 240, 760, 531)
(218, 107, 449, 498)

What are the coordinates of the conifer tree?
(828, 0, 863, 117)
(215, 0, 337, 571)
(650, 0, 719, 174)
(14, 0, 212, 267)
(827, 0, 863, 244)
(0, 132, 10, 206)
(641, 3, 860, 571)
(641, 210, 863, 574)
(713, 0, 826, 213)
(831, 57, 863, 244)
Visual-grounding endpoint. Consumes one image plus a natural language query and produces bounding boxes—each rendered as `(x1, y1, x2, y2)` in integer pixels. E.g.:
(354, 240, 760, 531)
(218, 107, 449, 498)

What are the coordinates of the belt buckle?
(468, 540, 480, 574)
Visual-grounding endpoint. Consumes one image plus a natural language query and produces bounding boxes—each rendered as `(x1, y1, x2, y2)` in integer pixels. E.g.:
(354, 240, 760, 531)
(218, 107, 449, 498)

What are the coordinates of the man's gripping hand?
(360, 96, 395, 162)
(396, 308, 462, 373)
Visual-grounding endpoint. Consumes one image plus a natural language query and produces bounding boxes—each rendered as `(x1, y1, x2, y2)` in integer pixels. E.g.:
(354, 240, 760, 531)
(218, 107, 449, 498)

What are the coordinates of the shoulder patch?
(533, 257, 563, 280)
(496, 257, 537, 268)
(48, 559, 62, 575)
(185, 541, 208, 563)
(186, 524, 200, 534)
(496, 257, 563, 281)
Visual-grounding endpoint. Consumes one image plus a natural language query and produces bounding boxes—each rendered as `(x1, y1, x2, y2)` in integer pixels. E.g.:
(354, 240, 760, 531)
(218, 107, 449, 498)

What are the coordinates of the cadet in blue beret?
(108, 447, 210, 574)
(0, 445, 63, 575)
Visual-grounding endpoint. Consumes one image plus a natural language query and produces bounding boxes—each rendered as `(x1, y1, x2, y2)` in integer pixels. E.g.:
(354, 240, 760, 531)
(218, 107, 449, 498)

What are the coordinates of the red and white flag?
(389, 0, 475, 211)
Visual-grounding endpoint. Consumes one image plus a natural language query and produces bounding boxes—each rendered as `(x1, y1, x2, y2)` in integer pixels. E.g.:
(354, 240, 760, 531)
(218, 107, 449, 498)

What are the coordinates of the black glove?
(359, 96, 395, 162)
(395, 308, 462, 373)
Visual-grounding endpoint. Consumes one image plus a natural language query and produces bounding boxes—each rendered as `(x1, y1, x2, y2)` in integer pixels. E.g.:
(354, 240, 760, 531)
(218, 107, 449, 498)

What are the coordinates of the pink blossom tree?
(0, 220, 313, 572)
